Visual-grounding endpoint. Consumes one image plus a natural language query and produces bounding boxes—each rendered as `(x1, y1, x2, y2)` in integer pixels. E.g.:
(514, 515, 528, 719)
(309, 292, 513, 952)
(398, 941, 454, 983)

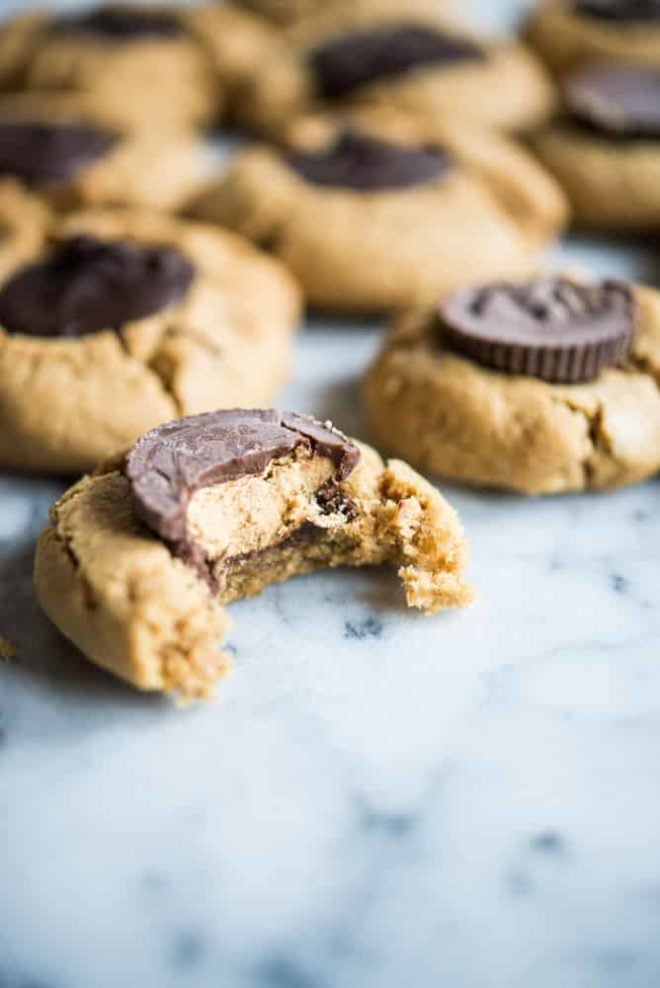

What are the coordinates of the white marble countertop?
(1, 2, 659, 987)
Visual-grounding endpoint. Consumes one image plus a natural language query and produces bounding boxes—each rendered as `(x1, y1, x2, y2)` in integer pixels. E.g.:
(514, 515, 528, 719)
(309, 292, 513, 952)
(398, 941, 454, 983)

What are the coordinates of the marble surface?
(1, 1, 660, 987)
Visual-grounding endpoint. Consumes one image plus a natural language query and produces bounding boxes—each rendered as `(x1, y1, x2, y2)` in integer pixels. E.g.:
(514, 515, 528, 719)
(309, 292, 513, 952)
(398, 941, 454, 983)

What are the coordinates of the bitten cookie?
(0, 178, 50, 281)
(34, 409, 472, 698)
(533, 63, 660, 230)
(188, 112, 567, 312)
(0, 4, 219, 132)
(527, 0, 660, 76)
(0, 104, 215, 213)
(0, 211, 300, 473)
(363, 276, 660, 495)
(229, 6, 556, 134)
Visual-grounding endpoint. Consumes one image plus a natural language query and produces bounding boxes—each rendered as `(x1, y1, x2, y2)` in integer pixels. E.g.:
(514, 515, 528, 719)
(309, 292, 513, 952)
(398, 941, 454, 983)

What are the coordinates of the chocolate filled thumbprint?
(287, 130, 454, 190)
(0, 235, 195, 337)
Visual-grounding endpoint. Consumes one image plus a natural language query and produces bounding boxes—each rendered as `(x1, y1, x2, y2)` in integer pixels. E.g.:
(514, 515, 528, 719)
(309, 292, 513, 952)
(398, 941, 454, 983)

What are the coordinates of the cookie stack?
(0, 0, 655, 699)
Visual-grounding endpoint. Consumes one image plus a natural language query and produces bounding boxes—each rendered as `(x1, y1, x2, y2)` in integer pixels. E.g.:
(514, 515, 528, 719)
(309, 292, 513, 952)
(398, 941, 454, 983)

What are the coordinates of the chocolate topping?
(574, 0, 660, 21)
(0, 236, 194, 338)
(125, 409, 361, 544)
(565, 64, 660, 139)
(439, 277, 636, 383)
(0, 119, 117, 187)
(287, 129, 453, 190)
(51, 6, 183, 40)
(309, 23, 485, 100)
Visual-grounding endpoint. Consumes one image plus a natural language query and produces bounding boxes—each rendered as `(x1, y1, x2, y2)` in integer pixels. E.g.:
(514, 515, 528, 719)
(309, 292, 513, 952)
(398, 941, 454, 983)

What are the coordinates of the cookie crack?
(50, 522, 99, 613)
(551, 395, 611, 488)
(115, 328, 184, 418)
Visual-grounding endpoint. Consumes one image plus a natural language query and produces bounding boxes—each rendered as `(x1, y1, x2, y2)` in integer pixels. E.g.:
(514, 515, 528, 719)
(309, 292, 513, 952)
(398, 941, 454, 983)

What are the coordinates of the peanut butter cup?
(439, 276, 636, 383)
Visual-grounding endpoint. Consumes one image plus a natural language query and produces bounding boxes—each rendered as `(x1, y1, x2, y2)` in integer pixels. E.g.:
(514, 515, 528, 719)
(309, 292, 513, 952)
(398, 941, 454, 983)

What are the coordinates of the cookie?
(527, 0, 660, 76)
(0, 5, 221, 132)
(532, 63, 660, 230)
(0, 99, 215, 213)
(229, 0, 450, 28)
(34, 409, 472, 698)
(229, 6, 556, 134)
(363, 275, 660, 495)
(188, 112, 568, 312)
(0, 178, 50, 281)
(0, 210, 301, 473)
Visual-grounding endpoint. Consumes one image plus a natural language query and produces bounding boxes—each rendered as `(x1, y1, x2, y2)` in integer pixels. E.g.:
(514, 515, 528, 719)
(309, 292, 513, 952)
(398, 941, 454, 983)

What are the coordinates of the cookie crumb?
(0, 636, 16, 662)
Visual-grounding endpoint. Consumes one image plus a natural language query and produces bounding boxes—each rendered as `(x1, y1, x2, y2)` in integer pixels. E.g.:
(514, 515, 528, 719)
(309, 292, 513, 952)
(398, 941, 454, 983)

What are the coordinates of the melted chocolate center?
(51, 6, 183, 40)
(287, 130, 453, 190)
(574, 0, 660, 21)
(310, 23, 485, 100)
(0, 235, 195, 338)
(0, 119, 117, 187)
(125, 409, 361, 544)
(566, 64, 660, 139)
(439, 276, 636, 383)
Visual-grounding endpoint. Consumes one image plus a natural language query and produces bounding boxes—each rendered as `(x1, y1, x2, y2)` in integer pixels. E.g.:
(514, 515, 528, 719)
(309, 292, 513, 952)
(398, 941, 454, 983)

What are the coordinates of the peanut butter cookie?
(533, 63, 660, 230)
(363, 276, 660, 494)
(34, 409, 472, 698)
(527, 0, 660, 76)
(189, 112, 568, 312)
(0, 211, 300, 473)
(0, 100, 215, 213)
(229, 7, 556, 134)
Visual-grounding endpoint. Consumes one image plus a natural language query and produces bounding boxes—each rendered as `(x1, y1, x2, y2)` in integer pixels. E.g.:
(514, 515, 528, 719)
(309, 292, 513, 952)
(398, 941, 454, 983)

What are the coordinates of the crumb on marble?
(0, 636, 15, 662)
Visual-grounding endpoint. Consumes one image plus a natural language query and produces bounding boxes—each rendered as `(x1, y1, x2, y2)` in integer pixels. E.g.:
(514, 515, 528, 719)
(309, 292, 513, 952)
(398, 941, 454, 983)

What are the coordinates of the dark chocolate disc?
(565, 64, 660, 139)
(287, 129, 453, 190)
(0, 235, 195, 338)
(309, 23, 485, 100)
(0, 119, 117, 187)
(439, 277, 636, 383)
(574, 0, 660, 21)
(51, 6, 183, 40)
(125, 409, 361, 543)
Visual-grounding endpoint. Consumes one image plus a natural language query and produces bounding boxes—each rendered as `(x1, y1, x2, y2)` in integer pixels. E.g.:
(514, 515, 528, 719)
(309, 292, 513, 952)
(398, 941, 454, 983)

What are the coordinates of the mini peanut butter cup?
(439, 277, 636, 383)
(565, 64, 660, 139)
(574, 0, 660, 22)
(125, 409, 360, 545)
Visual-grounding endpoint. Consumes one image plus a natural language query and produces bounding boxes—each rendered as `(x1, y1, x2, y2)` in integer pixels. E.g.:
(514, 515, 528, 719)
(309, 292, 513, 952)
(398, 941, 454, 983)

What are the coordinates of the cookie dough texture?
(34, 440, 472, 698)
(526, 1, 660, 75)
(532, 123, 660, 231)
(0, 179, 50, 281)
(0, 211, 300, 472)
(232, 7, 556, 134)
(0, 96, 216, 213)
(363, 284, 660, 494)
(190, 113, 568, 311)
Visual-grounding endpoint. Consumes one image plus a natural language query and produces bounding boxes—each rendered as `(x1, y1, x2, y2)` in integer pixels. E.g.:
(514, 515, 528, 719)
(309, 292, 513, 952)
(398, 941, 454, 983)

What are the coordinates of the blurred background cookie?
(0, 94, 217, 211)
(231, 5, 557, 134)
(527, 0, 660, 76)
(532, 63, 660, 230)
(188, 110, 568, 311)
(0, 209, 301, 472)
